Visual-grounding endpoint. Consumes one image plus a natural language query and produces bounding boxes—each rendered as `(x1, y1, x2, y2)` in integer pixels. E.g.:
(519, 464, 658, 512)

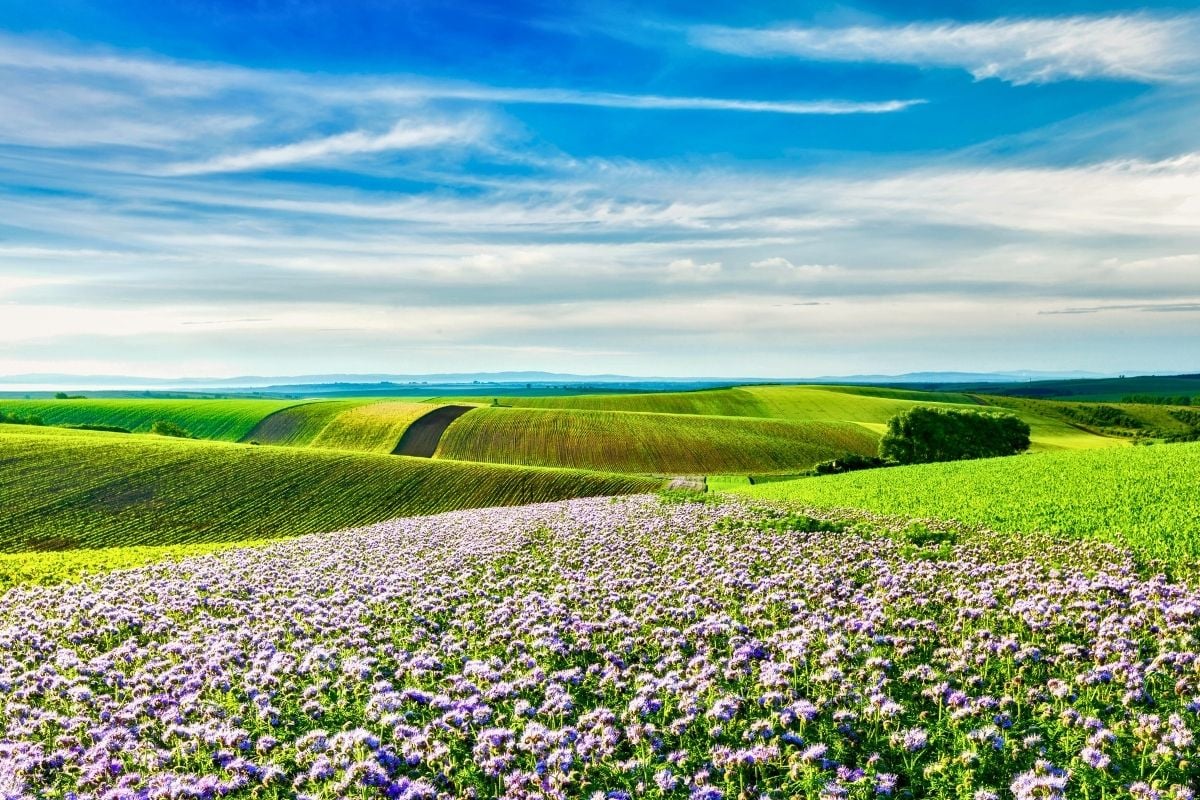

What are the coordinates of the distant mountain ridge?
(0, 368, 1137, 390)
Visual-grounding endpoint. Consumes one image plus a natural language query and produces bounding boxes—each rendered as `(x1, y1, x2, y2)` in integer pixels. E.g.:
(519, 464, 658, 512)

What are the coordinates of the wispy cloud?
(163, 119, 488, 175)
(371, 85, 923, 115)
(691, 14, 1200, 84)
(1040, 302, 1200, 315)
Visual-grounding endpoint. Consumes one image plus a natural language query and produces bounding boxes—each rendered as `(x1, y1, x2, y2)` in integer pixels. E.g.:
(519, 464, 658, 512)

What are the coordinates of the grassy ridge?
(310, 401, 453, 453)
(239, 399, 378, 446)
(441, 387, 776, 417)
(436, 407, 879, 474)
(0, 398, 296, 440)
(0, 425, 660, 552)
(733, 441, 1200, 566)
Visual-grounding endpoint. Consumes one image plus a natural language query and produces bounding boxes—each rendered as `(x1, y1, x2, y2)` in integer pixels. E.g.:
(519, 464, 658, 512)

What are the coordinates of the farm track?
(394, 405, 474, 457)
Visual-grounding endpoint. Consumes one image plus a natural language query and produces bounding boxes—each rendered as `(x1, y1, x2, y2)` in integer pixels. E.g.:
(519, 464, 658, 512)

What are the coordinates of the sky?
(0, 0, 1198, 379)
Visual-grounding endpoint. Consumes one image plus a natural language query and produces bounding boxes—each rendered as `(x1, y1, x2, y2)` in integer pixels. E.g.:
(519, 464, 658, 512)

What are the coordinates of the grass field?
(436, 406, 879, 474)
(0, 425, 660, 552)
(733, 440, 1200, 567)
(0, 397, 299, 440)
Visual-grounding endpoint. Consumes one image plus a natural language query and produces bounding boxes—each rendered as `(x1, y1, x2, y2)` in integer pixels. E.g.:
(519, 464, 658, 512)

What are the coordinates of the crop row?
(0, 398, 299, 441)
(436, 407, 880, 474)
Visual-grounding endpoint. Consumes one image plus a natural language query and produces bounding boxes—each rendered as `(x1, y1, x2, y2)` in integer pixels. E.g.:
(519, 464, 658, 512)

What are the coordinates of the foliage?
(1, 496, 1196, 799)
(150, 419, 193, 438)
(878, 406, 1030, 464)
(63, 423, 131, 433)
(0, 426, 660, 552)
(1057, 403, 1144, 431)
(0, 409, 44, 426)
(436, 407, 879, 474)
(736, 440, 1200, 568)
(1122, 393, 1195, 405)
(813, 453, 888, 475)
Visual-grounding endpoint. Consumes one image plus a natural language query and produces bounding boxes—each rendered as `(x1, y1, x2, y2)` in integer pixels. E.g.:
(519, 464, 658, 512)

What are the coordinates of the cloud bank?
(692, 14, 1200, 85)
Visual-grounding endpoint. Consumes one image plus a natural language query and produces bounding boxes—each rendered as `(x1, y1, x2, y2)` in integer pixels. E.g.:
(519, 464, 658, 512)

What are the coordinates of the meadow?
(735, 440, 1200, 569)
(2, 494, 1196, 800)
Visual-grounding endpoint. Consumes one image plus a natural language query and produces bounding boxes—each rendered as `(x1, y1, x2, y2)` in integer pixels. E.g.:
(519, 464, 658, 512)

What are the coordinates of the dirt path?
(393, 405, 474, 457)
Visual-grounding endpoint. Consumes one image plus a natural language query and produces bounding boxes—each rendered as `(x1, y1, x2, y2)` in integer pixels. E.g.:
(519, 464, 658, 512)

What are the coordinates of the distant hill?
(0, 368, 1136, 395)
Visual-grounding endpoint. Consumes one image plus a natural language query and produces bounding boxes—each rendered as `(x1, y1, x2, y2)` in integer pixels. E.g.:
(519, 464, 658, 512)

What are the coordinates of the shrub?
(64, 424, 131, 433)
(879, 406, 1030, 465)
(149, 420, 192, 438)
(814, 454, 888, 475)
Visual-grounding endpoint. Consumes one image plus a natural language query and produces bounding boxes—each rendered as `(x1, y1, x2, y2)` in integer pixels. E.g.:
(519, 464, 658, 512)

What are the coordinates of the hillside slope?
(0, 398, 297, 440)
(435, 407, 879, 474)
(433, 384, 1118, 452)
(0, 426, 660, 552)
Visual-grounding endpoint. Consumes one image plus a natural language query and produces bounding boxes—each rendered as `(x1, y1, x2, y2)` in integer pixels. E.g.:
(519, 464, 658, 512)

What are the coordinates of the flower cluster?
(0, 495, 1198, 799)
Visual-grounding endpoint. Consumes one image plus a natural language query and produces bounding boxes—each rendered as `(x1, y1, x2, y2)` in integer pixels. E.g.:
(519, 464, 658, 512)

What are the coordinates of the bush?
(149, 420, 192, 438)
(814, 454, 888, 475)
(879, 406, 1030, 465)
(64, 424, 131, 433)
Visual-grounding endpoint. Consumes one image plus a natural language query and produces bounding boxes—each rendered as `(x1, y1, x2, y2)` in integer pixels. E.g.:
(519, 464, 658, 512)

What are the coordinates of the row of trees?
(1122, 394, 1196, 406)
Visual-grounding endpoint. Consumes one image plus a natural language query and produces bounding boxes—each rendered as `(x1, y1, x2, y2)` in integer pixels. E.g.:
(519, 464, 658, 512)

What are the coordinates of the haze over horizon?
(1, 1, 1198, 378)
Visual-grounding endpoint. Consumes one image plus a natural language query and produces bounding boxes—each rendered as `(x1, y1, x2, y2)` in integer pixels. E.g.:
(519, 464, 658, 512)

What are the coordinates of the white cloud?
(163, 119, 487, 175)
(691, 14, 1200, 84)
(372, 84, 923, 115)
(750, 257, 837, 274)
(665, 258, 722, 282)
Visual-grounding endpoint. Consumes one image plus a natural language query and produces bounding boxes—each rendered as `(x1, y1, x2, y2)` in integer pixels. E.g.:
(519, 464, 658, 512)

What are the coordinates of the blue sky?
(0, 1, 1198, 378)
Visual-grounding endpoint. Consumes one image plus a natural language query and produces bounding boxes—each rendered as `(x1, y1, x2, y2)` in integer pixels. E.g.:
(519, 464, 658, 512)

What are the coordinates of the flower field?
(3, 495, 1198, 799)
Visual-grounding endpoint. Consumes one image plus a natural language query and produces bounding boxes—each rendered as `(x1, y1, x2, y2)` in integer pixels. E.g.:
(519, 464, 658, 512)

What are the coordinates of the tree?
(879, 406, 1030, 465)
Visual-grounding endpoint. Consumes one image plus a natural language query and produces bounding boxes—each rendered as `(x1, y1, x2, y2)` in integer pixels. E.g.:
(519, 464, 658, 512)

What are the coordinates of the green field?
(0, 397, 300, 440)
(436, 406, 879, 474)
(733, 441, 1200, 567)
(239, 398, 377, 445)
(0, 425, 659, 552)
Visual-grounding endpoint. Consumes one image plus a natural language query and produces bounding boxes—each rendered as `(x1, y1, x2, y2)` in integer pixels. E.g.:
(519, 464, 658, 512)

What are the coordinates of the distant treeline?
(1122, 394, 1196, 406)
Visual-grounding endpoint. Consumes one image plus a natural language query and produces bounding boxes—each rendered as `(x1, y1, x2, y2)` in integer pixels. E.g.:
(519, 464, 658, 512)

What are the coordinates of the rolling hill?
(0, 425, 659, 552)
(0, 397, 299, 440)
(434, 406, 880, 474)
